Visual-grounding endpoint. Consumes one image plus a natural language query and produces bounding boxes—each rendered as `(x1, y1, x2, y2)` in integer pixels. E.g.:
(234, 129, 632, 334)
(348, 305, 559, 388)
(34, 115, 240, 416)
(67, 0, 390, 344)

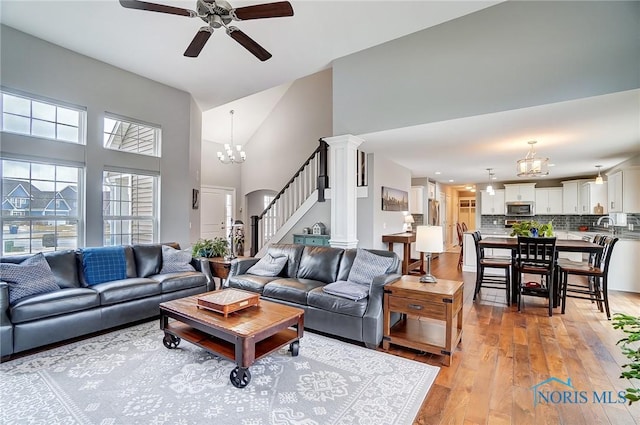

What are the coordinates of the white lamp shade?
(415, 225, 444, 254)
(404, 215, 415, 224)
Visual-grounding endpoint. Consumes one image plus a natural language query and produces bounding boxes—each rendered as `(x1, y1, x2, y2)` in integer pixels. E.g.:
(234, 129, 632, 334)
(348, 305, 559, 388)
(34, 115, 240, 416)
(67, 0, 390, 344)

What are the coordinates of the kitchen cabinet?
(409, 186, 424, 214)
(608, 167, 640, 213)
(562, 180, 584, 214)
(504, 183, 536, 202)
(580, 181, 607, 215)
(480, 189, 505, 215)
(535, 188, 563, 214)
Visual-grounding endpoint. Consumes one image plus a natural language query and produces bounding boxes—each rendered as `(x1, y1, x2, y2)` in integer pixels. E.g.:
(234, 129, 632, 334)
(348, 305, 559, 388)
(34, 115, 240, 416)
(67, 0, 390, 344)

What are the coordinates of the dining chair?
(559, 236, 619, 319)
(556, 234, 606, 306)
(461, 222, 468, 232)
(456, 222, 464, 268)
(516, 236, 557, 316)
(472, 231, 512, 304)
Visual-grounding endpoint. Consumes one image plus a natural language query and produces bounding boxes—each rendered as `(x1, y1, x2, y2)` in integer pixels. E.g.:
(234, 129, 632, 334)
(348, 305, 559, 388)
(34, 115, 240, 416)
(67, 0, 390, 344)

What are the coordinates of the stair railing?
(250, 139, 328, 256)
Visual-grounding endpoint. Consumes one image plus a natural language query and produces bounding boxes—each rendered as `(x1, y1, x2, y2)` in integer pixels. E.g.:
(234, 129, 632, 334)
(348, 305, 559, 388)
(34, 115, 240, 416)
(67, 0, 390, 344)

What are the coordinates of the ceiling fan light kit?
(119, 0, 294, 60)
(516, 140, 549, 178)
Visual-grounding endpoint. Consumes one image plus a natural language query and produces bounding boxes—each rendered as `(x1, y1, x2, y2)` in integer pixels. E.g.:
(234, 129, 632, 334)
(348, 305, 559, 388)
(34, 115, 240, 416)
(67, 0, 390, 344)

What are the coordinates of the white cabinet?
(504, 183, 536, 202)
(409, 186, 424, 214)
(562, 180, 582, 214)
(480, 189, 505, 215)
(535, 188, 563, 214)
(608, 168, 640, 213)
(580, 181, 607, 215)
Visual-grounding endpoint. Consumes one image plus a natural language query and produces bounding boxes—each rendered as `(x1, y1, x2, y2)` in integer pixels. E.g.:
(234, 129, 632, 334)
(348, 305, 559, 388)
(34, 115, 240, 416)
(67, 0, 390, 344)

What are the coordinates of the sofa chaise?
(226, 244, 401, 348)
(0, 243, 212, 359)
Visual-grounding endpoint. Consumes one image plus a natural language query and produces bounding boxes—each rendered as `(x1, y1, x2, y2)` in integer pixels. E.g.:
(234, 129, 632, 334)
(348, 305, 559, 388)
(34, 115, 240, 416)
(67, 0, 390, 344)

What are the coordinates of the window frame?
(0, 89, 87, 145)
(103, 113, 162, 158)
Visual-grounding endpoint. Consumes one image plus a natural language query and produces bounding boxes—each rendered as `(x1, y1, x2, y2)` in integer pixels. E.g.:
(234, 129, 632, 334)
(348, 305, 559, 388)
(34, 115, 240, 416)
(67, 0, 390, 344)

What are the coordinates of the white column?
(325, 134, 363, 249)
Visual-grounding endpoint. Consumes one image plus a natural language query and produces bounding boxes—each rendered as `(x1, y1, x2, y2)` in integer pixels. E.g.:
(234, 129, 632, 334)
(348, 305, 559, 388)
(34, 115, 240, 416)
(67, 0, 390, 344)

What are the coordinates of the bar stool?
(559, 236, 619, 319)
(472, 231, 512, 304)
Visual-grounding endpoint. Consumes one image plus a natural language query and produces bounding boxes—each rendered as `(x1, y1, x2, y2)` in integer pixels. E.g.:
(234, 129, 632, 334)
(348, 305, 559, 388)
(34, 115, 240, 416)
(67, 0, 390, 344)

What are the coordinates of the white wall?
(240, 69, 332, 196)
(332, 1, 640, 136)
(1, 25, 199, 248)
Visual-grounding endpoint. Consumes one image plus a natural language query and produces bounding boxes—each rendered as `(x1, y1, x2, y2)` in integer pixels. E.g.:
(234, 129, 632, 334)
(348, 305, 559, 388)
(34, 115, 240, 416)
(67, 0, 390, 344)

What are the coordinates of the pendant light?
(486, 168, 495, 195)
(516, 141, 549, 177)
(595, 165, 604, 185)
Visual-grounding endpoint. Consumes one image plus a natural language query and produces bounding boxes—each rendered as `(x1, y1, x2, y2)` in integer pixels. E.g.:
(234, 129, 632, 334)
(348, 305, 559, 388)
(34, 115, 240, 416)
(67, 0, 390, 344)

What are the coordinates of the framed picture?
(192, 188, 199, 210)
(381, 186, 409, 211)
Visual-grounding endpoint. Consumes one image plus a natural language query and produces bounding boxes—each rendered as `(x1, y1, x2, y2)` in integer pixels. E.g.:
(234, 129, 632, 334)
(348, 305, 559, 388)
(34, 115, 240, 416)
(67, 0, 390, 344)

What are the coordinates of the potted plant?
(191, 237, 228, 258)
(509, 220, 554, 237)
(612, 313, 640, 404)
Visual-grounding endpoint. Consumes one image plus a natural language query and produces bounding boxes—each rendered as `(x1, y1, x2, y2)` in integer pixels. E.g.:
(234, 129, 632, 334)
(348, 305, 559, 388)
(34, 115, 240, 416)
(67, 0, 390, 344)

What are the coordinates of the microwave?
(506, 202, 535, 216)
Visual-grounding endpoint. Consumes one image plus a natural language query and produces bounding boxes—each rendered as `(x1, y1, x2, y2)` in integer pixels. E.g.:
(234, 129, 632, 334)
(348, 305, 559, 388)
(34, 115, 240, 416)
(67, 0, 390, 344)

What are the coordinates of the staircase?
(250, 140, 328, 256)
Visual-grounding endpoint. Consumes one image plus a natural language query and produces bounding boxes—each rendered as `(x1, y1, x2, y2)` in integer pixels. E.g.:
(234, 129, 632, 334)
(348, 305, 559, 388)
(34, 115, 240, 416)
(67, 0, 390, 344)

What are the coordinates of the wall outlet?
(383, 222, 387, 229)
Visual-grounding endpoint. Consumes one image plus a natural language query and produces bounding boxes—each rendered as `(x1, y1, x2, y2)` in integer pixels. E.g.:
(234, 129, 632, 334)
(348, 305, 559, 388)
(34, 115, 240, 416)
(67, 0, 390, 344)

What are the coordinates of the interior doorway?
(458, 196, 476, 233)
(200, 186, 235, 241)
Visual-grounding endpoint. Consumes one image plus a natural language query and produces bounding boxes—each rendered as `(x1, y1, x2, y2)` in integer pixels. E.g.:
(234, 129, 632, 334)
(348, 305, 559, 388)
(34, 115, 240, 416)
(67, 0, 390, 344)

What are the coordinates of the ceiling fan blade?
(232, 1, 294, 20)
(119, 0, 196, 17)
(184, 28, 213, 57)
(227, 27, 272, 61)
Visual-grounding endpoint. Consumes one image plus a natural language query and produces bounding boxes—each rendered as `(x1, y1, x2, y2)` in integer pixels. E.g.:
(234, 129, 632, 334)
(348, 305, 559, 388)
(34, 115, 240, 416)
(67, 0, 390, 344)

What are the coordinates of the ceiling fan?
(119, 0, 294, 61)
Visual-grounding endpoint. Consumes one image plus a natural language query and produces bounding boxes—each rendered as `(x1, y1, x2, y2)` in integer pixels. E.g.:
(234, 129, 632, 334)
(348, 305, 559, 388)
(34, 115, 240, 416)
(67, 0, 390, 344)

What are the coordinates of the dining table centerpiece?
(509, 220, 554, 237)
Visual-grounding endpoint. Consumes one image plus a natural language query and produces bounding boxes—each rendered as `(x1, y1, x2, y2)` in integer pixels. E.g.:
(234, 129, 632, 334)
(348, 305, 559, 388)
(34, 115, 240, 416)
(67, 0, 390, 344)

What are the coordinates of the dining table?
(478, 237, 604, 306)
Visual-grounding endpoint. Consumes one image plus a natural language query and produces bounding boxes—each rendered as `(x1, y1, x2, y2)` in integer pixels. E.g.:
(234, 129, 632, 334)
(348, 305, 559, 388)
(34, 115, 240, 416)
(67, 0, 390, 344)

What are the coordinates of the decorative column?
(325, 134, 363, 249)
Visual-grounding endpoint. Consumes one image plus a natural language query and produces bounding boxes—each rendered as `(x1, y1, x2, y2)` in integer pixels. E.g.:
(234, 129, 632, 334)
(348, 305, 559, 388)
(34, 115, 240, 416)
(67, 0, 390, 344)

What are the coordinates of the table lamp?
(404, 214, 415, 232)
(415, 225, 444, 283)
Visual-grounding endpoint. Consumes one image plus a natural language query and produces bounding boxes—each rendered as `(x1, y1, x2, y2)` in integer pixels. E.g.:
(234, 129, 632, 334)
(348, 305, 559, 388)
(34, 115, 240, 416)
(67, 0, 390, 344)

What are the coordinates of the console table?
(382, 232, 424, 275)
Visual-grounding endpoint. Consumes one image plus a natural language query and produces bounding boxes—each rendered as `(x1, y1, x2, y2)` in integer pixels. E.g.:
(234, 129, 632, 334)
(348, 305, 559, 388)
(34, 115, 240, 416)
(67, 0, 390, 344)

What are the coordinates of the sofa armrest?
(0, 282, 11, 326)
(362, 273, 401, 348)
(230, 258, 259, 276)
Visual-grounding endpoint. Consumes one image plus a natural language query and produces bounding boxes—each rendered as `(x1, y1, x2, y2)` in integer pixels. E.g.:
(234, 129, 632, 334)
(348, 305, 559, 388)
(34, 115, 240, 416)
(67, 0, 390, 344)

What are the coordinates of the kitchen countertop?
(471, 227, 640, 241)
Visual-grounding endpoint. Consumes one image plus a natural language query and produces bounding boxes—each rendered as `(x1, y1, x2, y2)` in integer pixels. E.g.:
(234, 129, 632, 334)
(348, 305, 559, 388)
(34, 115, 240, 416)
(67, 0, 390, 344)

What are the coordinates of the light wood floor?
(386, 251, 640, 425)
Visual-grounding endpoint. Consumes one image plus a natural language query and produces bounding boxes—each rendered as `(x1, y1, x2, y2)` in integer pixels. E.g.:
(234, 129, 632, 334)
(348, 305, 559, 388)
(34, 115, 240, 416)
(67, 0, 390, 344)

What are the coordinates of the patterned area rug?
(0, 321, 439, 424)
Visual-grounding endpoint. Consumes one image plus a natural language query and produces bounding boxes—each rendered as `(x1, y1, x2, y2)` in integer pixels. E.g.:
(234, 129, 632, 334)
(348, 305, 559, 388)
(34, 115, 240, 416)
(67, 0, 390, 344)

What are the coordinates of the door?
(200, 186, 235, 241)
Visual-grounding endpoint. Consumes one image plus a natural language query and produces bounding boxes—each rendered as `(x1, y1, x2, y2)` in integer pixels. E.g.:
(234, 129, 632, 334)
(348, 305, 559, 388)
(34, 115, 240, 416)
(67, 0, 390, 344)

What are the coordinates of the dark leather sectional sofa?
(0, 243, 211, 359)
(227, 244, 401, 348)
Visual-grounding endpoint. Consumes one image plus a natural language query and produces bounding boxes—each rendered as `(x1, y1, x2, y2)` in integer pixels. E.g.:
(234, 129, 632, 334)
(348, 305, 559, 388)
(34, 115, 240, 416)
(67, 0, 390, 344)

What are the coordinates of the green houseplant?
(509, 220, 554, 237)
(191, 237, 228, 258)
(612, 313, 640, 404)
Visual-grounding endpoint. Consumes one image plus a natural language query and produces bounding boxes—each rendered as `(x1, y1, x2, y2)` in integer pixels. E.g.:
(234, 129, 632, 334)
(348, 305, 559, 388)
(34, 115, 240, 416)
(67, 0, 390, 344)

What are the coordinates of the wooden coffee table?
(159, 290, 304, 388)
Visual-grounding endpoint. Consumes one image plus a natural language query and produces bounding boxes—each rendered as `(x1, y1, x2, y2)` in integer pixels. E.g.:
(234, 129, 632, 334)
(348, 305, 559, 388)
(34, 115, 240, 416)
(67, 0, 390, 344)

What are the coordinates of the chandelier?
(516, 140, 548, 177)
(217, 110, 246, 164)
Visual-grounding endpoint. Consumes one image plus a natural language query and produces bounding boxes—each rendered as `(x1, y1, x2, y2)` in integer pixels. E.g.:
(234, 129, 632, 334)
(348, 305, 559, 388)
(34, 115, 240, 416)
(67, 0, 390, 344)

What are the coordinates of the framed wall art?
(381, 186, 409, 211)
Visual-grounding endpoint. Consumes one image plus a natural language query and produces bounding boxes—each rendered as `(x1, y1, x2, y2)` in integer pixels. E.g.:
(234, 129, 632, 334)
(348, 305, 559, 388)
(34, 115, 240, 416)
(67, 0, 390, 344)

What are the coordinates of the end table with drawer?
(383, 275, 463, 366)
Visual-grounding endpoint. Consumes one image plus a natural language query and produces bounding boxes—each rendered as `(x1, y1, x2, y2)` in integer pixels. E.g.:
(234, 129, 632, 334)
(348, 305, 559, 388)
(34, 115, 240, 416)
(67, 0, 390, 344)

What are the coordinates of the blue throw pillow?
(1, 253, 59, 305)
(81, 246, 127, 285)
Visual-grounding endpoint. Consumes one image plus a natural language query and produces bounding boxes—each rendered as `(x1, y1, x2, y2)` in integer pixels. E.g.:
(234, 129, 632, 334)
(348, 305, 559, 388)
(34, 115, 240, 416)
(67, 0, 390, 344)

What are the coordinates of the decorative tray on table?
(197, 289, 259, 317)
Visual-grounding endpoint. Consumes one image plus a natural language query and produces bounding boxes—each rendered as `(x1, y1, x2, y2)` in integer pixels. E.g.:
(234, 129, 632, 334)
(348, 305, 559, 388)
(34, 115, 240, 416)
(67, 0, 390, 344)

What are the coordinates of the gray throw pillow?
(1, 253, 60, 305)
(323, 280, 369, 301)
(160, 245, 195, 273)
(246, 253, 287, 277)
(347, 248, 394, 286)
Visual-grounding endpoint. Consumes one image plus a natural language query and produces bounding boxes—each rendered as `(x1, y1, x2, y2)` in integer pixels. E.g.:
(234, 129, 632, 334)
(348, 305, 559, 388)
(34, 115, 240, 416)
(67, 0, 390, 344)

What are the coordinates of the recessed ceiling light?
(448, 179, 454, 182)
(548, 163, 556, 167)
(435, 171, 441, 175)
(465, 186, 472, 190)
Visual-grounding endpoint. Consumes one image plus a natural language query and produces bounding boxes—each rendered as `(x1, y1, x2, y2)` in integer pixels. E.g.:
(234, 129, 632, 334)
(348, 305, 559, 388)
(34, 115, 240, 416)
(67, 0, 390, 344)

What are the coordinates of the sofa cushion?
(80, 246, 127, 285)
(132, 244, 162, 277)
(307, 287, 369, 318)
(160, 245, 195, 273)
(1, 253, 60, 305)
(264, 244, 304, 278)
(151, 272, 206, 293)
(262, 278, 326, 305)
(296, 246, 343, 284)
(9, 288, 100, 324)
(91, 278, 161, 305)
(227, 274, 279, 294)
(322, 280, 369, 301)
(347, 248, 395, 286)
(44, 250, 82, 288)
(246, 253, 287, 277)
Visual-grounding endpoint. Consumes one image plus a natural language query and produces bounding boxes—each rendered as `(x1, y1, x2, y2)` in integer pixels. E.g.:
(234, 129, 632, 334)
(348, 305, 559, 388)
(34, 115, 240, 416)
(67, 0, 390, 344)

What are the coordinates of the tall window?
(1, 91, 85, 144)
(103, 171, 157, 245)
(104, 115, 161, 157)
(1, 159, 81, 255)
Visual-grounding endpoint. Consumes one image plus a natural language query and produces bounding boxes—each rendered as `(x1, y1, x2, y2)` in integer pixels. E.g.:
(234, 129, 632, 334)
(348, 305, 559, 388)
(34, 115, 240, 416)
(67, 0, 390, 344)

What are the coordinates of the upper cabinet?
(562, 180, 582, 214)
(504, 183, 536, 202)
(608, 167, 640, 213)
(580, 181, 607, 214)
(409, 186, 424, 214)
(535, 188, 563, 214)
(480, 189, 505, 215)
